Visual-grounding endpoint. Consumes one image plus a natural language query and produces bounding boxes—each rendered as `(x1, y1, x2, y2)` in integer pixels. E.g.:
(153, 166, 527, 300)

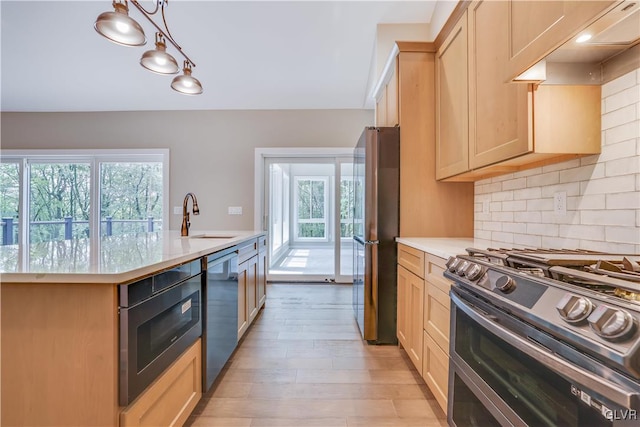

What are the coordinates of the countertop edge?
(1, 231, 266, 285)
(396, 237, 502, 260)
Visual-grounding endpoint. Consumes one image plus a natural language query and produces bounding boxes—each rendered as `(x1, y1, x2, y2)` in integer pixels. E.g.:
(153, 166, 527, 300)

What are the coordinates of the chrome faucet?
(181, 192, 200, 236)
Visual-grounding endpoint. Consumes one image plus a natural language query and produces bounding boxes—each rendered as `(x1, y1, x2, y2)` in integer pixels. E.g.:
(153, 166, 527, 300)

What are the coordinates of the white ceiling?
(0, 0, 443, 112)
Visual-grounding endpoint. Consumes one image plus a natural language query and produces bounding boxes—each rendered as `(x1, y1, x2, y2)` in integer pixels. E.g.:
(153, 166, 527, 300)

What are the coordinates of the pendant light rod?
(128, 0, 196, 67)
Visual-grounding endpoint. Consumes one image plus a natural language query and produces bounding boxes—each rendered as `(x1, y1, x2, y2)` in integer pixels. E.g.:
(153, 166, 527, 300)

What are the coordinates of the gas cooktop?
(444, 247, 640, 380)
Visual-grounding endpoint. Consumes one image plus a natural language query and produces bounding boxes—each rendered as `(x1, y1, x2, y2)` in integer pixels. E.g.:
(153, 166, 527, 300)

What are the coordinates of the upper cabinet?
(506, 1, 617, 81)
(435, 12, 469, 179)
(468, 0, 531, 170)
(435, 0, 602, 182)
(375, 58, 399, 127)
(373, 42, 474, 237)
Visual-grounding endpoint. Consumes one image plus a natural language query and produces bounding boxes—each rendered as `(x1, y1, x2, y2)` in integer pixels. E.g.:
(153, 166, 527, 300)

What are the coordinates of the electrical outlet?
(173, 206, 182, 215)
(553, 192, 567, 215)
(228, 206, 243, 215)
(482, 200, 489, 214)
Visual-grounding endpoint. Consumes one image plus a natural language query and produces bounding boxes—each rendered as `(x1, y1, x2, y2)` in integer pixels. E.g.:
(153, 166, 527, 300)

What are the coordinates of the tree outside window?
(296, 177, 327, 239)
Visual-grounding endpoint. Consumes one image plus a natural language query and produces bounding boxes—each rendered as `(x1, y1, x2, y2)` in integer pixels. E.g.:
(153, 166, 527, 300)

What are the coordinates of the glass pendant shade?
(171, 62, 203, 95)
(140, 35, 179, 74)
(94, 2, 146, 47)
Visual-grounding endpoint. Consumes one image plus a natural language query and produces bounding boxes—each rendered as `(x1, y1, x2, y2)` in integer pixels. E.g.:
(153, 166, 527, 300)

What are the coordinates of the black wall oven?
(119, 259, 202, 406)
(448, 286, 640, 427)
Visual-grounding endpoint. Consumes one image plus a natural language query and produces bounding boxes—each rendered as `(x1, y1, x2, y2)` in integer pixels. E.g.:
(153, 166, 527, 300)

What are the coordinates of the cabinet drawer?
(425, 254, 452, 294)
(422, 331, 448, 413)
(398, 244, 425, 279)
(238, 238, 258, 264)
(424, 283, 451, 353)
(258, 235, 267, 253)
(121, 339, 202, 427)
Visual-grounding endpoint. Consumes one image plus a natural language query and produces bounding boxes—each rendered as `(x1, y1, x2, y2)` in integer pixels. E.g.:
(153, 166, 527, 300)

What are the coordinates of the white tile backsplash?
(475, 69, 640, 251)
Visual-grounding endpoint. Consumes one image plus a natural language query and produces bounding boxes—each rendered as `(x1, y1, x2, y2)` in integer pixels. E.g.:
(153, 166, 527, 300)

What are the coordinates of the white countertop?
(396, 237, 511, 259)
(0, 230, 265, 284)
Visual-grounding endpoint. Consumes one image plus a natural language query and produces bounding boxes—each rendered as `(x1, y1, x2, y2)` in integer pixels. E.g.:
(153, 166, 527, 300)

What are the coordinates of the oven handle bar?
(451, 289, 640, 409)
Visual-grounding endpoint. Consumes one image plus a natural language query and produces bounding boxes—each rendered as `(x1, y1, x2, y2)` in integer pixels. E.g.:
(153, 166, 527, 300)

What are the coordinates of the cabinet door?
(423, 331, 448, 413)
(247, 255, 258, 323)
(237, 260, 249, 339)
(407, 273, 425, 374)
(257, 244, 267, 309)
(120, 340, 202, 427)
(468, 0, 531, 170)
(396, 265, 410, 348)
(386, 60, 399, 127)
(507, 1, 616, 81)
(436, 11, 470, 180)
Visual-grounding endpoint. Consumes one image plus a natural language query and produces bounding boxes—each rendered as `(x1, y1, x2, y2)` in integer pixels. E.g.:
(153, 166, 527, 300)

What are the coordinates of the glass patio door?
(264, 157, 353, 283)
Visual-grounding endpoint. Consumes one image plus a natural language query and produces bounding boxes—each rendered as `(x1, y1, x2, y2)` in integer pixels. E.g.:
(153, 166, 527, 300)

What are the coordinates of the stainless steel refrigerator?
(353, 126, 399, 344)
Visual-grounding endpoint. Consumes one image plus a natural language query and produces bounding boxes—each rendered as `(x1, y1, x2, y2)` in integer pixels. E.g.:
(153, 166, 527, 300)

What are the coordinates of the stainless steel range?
(445, 248, 640, 427)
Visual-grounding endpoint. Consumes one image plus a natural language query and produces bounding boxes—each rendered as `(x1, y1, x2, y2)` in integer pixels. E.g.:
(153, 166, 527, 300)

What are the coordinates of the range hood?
(516, 0, 640, 84)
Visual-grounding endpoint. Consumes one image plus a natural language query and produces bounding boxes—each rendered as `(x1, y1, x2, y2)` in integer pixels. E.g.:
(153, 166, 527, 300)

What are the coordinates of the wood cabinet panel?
(397, 264, 410, 348)
(397, 263, 425, 374)
(425, 284, 451, 354)
(469, 0, 531, 170)
(1, 283, 119, 427)
(257, 236, 267, 308)
(423, 331, 449, 413)
(247, 255, 258, 323)
(238, 259, 249, 339)
(436, 11, 469, 180)
(398, 243, 425, 278)
(121, 340, 202, 427)
(386, 61, 399, 127)
(408, 273, 425, 374)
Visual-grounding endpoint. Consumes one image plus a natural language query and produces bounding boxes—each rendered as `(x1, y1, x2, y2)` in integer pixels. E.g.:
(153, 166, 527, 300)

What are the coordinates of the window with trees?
(0, 150, 168, 245)
(295, 177, 328, 240)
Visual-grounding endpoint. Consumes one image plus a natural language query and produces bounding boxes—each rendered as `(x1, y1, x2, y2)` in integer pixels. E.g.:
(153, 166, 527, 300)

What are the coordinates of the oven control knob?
(455, 261, 470, 276)
(556, 294, 594, 324)
(446, 257, 463, 273)
(495, 275, 515, 293)
(465, 263, 485, 281)
(588, 306, 636, 340)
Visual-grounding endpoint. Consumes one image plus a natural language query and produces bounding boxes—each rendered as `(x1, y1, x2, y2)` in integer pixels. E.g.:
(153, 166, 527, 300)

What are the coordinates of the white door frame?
(254, 148, 353, 282)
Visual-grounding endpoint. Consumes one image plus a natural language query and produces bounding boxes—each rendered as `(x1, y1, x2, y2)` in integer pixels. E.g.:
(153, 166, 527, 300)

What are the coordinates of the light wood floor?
(185, 283, 447, 427)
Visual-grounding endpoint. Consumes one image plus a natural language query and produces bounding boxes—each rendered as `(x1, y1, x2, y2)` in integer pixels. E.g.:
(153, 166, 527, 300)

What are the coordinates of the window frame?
(0, 149, 170, 245)
(293, 175, 329, 242)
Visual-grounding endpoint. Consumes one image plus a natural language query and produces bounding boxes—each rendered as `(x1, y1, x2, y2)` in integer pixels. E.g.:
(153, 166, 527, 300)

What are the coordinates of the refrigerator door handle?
(353, 236, 379, 246)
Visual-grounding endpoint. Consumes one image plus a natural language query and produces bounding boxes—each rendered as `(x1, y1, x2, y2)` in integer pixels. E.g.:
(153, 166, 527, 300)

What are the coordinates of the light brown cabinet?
(397, 244, 425, 373)
(435, 0, 602, 182)
(506, 0, 616, 81)
(435, 11, 469, 179)
(257, 235, 267, 308)
(121, 339, 202, 427)
(237, 235, 268, 340)
(375, 58, 398, 127)
(374, 42, 474, 236)
(397, 244, 452, 413)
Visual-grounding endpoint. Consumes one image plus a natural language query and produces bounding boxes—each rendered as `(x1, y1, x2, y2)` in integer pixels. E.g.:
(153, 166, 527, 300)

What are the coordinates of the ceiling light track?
(94, 0, 203, 95)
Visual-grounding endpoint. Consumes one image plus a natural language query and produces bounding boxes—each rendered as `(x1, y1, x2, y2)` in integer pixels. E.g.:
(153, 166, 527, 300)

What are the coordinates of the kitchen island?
(0, 230, 265, 427)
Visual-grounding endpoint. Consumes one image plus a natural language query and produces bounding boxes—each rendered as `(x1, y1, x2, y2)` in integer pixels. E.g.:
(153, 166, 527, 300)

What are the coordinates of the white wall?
(474, 68, 640, 253)
(1, 109, 373, 231)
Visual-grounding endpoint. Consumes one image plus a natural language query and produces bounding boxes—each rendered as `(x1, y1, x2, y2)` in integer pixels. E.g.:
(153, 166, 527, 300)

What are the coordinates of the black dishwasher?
(202, 247, 239, 392)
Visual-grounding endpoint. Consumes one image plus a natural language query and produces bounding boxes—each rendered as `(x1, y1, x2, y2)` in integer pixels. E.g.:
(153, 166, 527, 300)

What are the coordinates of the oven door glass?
(453, 306, 613, 427)
(451, 372, 502, 427)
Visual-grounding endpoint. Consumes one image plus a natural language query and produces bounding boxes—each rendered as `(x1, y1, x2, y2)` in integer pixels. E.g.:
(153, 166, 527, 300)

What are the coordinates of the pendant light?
(94, 1, 146, 47)
(140, 33, 179, 74)
(94, 0, 202, 95)
(171, 61, 203, 95)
